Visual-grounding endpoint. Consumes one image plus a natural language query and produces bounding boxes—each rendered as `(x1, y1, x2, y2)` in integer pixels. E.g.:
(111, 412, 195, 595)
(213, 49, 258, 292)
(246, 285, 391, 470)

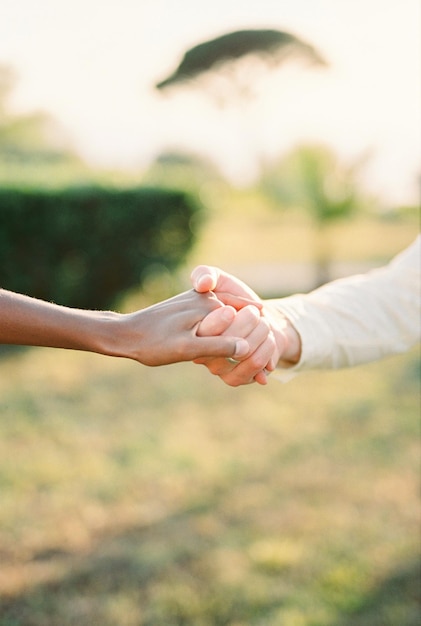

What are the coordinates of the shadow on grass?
(337, 560, 421, 626)
(0, 501, 284, 626)
(0, 498, 420, 626)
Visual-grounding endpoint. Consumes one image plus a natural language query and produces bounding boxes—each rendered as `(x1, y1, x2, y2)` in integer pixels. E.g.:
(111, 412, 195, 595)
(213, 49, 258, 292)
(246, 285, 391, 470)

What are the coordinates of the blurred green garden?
(0, 47, 420, 626)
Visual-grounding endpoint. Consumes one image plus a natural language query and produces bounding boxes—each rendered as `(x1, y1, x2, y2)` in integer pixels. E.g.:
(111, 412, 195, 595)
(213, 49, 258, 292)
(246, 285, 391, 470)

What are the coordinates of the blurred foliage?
(156, 28, 326, 93)
(0, 186, 201, 309)
(0, 65, 208, 312)
(0, 64, 82, 169)
(259, 144, 373, 283)
(260, 144, 367, 222)
(142, 149, 227, 195)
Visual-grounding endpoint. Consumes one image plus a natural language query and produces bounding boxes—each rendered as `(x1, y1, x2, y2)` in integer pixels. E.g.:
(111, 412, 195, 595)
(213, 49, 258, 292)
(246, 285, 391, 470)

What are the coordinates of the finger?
(194, 308, 270, 374)
(191, 265, 260, 302)
(219, 331, 276, 386)
(191, 265, 219, 293)
(266, 348, 280, 371)
(221, 357, 269, 387)
(219, 304, 261, 337)
(217, 292, 263, 311)
(254, 370, 269, 385)
(197, 306, 236, 337)
(195, 305, 262, 367)
(194, 323, 271, 377)
(230, 315, 270, 355)
(189, 336, 249, 361)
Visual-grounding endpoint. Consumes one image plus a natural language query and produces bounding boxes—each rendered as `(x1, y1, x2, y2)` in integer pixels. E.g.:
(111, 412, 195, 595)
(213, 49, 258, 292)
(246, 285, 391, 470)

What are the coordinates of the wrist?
(56, 309, 125, 357)
(93, 311, 139, 360)
(263, 303, 302, 368)
(280, 320, 301, 365)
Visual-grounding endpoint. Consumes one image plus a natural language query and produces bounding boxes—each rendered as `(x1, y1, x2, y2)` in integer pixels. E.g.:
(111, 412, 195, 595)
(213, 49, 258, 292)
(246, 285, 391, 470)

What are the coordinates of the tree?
(156, 29, 326, 101)
(260, 144, 369, 284)
(154, 29, 327, 185)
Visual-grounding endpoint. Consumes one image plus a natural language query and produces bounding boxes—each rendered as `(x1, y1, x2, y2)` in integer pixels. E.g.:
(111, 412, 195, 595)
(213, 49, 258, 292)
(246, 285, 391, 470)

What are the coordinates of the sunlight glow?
(1, 0, 420, 205)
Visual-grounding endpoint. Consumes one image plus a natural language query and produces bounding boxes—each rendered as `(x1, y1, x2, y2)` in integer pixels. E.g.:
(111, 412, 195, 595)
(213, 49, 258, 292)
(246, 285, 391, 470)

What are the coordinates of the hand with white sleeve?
(192, 265, 301, 386)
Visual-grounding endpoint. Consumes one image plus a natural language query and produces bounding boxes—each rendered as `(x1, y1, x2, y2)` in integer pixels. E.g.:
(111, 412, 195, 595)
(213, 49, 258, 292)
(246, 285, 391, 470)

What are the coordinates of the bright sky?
(1, 0, 420, 205)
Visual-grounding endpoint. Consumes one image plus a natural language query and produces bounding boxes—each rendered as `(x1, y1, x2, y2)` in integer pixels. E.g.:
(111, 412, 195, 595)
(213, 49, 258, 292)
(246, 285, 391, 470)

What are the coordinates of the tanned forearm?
(0, 288, 251, 367)
(0, 289, 119, 355)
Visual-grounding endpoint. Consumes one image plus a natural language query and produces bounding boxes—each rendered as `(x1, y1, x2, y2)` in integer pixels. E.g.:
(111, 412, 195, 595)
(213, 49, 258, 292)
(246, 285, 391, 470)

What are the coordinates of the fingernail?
(234, 339, 249, 358)
(197, 274, 212, 290)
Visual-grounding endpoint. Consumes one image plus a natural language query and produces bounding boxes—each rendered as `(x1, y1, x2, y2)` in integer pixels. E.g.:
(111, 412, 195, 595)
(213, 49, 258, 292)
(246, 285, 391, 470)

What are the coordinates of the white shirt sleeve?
(266, 236, 420, 375)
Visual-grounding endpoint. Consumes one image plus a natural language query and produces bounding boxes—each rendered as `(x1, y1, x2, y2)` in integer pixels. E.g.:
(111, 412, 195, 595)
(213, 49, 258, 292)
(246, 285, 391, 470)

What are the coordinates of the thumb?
(192, 336, 249, 360)
(191, 265, 219, 293)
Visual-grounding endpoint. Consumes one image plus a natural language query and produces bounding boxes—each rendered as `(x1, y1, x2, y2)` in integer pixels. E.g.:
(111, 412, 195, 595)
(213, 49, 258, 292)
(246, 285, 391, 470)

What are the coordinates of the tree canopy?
(156, 29, 326, 91)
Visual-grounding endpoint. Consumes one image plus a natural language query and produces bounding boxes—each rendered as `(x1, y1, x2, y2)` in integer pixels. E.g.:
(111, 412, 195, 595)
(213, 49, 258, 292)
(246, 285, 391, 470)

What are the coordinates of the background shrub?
(0, 186, 202, 309)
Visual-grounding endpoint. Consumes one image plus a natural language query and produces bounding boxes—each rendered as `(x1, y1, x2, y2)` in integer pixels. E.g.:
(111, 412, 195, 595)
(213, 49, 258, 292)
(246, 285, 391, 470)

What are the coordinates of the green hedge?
(0, 186, 202, 309)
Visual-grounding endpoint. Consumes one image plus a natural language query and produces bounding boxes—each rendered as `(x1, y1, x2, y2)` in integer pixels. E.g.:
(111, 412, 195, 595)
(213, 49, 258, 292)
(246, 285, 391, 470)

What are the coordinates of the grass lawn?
(0, 205, 419, 625)
(0, 343, 419, 625)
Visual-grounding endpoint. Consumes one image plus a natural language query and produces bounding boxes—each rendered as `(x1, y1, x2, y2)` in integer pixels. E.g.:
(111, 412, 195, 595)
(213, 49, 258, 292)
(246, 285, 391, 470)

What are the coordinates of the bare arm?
(0, 288, 250, 366)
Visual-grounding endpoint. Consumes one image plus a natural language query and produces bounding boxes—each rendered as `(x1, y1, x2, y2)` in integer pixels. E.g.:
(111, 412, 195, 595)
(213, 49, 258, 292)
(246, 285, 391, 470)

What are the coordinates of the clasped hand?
(191, 265, 293, 387)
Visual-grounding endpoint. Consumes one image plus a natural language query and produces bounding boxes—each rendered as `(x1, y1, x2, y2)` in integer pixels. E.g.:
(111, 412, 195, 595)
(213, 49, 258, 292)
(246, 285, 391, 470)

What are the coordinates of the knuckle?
(266, 333, 277, 352)
(258, 317, 271, 335)
(239, 305, 260, 323)
(249, 354, 268, 371)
